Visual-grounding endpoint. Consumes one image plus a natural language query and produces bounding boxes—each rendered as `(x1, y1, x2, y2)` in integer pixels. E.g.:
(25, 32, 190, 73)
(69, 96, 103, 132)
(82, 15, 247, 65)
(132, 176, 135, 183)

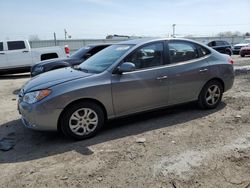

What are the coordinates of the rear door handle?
(22, 50, 29, 53)
(0, 52, 5, 55)
(157, 75, 168, 80)
(199, 68, 208, 73)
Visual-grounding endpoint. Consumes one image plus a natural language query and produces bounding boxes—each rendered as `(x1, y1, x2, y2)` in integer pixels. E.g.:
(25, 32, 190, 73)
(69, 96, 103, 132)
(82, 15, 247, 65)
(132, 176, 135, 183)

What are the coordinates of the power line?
(176, 23, 250, 27)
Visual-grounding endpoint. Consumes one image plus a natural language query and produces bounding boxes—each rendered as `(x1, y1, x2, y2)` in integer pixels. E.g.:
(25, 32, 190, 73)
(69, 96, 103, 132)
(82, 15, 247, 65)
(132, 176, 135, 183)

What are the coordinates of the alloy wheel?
(205, 85, 221, 105)
(69, 108, 98, 136)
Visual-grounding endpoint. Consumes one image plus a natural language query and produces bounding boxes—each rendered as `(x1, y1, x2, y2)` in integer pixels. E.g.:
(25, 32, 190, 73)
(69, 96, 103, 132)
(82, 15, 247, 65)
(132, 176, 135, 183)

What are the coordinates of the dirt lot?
(0, 56, 250, 188)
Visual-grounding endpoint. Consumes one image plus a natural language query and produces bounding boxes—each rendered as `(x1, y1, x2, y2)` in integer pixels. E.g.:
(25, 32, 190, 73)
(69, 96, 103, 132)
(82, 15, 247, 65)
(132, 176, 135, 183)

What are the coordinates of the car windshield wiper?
(73, 66, 89, 73)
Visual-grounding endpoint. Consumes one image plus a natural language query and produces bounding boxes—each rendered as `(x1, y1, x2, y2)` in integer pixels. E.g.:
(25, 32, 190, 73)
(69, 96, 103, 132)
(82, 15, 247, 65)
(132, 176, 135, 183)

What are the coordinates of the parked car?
(232, 38, 250, 54)
(18, 38, 234, 140)
(31, 44, 111, 77)
(0, 40, 69, 75)
(240, 45, 250, 57)
(207, 40, 232, 56)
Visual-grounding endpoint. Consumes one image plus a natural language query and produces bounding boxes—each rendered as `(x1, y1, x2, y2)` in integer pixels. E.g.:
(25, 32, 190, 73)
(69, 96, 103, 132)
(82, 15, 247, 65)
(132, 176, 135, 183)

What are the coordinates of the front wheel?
(60, 102, 105, 140)
(225, 49, 232, 56)
(240, 53, 245, 57)
(198, 80, 223, 109)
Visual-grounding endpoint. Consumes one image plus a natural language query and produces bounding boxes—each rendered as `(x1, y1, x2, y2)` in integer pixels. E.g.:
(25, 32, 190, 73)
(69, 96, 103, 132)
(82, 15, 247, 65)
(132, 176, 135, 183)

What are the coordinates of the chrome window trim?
(123, 54, 211, 75)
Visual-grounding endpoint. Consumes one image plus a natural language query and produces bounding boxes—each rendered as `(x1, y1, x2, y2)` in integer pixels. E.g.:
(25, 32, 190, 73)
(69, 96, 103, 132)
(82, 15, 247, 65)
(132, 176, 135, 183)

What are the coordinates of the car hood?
(234, 43, 249, 47)
(34, 57, 69, 65)
(22, 67, 93, 93)
(241, 46, 250, 50)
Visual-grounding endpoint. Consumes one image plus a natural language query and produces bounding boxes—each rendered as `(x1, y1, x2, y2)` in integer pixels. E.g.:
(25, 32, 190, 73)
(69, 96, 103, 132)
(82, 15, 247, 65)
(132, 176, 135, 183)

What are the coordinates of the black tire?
(60, 101, 105, 140)
(240, 53, 245, 57)
(198, 80, 223, 109)
(225, 49, 232, 56)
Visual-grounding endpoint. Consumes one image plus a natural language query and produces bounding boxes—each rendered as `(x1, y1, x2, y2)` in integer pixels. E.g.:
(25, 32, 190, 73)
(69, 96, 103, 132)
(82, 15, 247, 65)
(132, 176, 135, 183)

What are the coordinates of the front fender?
(42, 72, 115, 119)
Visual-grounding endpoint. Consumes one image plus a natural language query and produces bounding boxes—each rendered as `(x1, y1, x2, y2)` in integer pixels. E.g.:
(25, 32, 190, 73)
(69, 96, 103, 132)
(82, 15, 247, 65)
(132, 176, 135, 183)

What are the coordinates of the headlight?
(23, 89, 52, 104)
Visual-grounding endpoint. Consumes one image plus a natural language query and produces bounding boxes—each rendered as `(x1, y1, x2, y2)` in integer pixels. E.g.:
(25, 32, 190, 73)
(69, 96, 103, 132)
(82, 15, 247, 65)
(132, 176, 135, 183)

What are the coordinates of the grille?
(234, 46, 242, 50)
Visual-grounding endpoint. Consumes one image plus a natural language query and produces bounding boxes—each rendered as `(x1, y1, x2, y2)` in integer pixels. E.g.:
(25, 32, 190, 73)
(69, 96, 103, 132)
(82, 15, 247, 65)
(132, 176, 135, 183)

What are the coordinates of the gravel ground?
(0, 55, 250, 188)
(233, 55, 250, 66)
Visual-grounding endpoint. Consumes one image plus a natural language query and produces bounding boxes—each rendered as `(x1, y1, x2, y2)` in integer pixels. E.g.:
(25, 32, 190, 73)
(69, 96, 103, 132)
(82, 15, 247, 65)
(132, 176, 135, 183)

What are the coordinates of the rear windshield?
(70, 47, 91, 58)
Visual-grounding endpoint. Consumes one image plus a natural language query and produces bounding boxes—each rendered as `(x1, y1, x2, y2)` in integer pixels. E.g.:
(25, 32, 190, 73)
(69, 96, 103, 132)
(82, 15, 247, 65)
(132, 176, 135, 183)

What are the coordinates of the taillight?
(65, 45, 70, 56)
(228, 58, 234, 65)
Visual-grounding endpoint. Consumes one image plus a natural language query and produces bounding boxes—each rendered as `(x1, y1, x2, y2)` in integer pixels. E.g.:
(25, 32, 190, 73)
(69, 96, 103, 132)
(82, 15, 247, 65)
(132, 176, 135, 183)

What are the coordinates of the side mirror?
(116, 62, 136, 74)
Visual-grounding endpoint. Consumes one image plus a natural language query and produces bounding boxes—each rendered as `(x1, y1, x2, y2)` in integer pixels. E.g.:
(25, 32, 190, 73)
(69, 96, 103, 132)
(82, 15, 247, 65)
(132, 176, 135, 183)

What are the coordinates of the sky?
(0, 0, 250, 40)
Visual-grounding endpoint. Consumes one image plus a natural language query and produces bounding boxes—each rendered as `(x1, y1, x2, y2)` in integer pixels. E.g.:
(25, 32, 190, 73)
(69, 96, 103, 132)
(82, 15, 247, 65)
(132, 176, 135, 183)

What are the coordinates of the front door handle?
(22, 50, 29, 53)
(0, 52, 5, 55)
(199, 68, 208, 73)
(157, 75, 168, 80)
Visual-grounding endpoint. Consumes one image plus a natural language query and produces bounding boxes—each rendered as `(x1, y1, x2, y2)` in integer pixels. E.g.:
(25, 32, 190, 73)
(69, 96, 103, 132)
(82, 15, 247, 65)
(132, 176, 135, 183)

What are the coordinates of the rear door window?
(168, 41, 199, 63)
(208, 41, 216, 47)
(125, 42, 164, 70)
(215, 41, 225, 46)
(0, 42, 3, 51)
(196, 44, 211, 57)
(86, 46, 108, 57)
(7, 41, 26, 50)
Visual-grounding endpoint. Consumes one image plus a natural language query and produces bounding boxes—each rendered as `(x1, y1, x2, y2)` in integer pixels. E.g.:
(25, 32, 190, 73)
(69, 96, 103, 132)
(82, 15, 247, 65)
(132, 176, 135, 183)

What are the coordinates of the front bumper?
(30, 65, 45, 77)
(240, 50, 250, 55)
(18, 100, 62, 131)
(21, 116, 36, 129)
(233, 49, 240, 54)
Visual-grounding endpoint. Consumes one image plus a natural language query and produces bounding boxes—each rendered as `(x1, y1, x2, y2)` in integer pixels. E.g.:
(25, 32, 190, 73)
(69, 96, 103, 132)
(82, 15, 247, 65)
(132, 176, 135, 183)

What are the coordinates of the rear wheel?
(60, 102, 104, 140)
(198, 80, 223, 109)
(240, 53, 245, 57)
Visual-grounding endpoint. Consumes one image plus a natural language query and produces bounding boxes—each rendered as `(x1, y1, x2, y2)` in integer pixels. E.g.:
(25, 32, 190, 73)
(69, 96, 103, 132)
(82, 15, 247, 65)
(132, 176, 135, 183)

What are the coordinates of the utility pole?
(53, 32, 57, 46)
(172, 24, 176, 38)
(64, 29, 67, 40)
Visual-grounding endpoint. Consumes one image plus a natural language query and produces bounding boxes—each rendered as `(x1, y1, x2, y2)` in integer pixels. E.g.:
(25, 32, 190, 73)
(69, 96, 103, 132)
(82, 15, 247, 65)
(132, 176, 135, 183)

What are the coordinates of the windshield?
(70, 46, 91, 58)
(79, 44, 133, 73)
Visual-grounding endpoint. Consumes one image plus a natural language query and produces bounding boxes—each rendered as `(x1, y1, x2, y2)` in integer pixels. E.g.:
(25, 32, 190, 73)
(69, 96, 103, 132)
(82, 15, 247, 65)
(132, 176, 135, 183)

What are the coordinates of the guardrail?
(29, 39, 126, 53)
(29, 36, 248, 53)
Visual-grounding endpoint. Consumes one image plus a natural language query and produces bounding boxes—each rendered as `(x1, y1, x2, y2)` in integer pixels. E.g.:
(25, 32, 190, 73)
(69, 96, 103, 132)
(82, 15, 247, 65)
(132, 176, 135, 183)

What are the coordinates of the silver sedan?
(18, 38, 234, 140)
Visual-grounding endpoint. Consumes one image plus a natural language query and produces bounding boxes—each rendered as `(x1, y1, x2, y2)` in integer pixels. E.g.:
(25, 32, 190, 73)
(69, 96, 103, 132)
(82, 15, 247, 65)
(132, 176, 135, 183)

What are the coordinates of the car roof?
(117, 38, 158, 45)
(117, 37, 206, 46)
(87, 43, 113, 47)
(208, 40, 226, 42)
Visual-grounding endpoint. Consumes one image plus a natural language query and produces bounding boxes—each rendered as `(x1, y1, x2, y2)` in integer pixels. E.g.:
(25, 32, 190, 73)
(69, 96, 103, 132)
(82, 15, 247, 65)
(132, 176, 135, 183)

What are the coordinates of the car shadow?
(0, 102, 226, 163)
(0, 73, 30, 80)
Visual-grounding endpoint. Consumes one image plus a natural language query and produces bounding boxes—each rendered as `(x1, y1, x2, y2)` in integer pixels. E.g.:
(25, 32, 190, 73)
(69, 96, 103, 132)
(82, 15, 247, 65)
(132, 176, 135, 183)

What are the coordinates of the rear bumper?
(223, 66, 235, 92)
(224, 74, 234, 92)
